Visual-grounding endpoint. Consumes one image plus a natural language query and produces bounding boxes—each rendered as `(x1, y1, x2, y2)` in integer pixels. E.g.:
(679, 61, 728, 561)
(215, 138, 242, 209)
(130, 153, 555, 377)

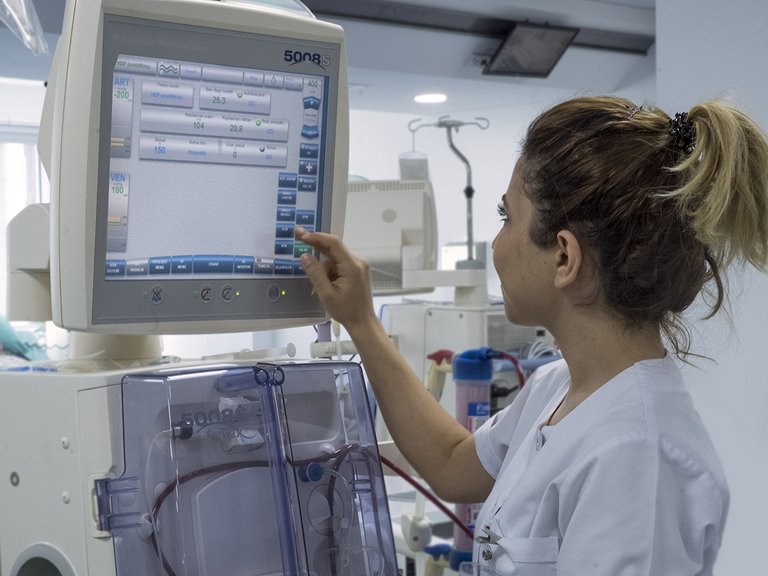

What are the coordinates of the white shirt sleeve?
(475, 360, 569, 479)
(474, 378, 535, 478)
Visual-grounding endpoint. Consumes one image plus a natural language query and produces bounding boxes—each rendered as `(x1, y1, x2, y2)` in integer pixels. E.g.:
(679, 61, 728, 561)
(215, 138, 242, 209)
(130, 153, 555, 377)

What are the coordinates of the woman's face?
(492, 160, 557, 327)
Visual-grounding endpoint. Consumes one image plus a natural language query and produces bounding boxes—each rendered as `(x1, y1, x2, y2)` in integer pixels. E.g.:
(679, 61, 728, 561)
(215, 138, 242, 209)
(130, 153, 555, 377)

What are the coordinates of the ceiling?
(0, 0, 656, 115)
(307, 0, 656, 114)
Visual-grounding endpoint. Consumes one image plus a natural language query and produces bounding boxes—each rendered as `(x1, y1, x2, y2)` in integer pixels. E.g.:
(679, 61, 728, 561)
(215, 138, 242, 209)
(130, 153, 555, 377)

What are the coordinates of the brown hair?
(521, 96, 768, 356)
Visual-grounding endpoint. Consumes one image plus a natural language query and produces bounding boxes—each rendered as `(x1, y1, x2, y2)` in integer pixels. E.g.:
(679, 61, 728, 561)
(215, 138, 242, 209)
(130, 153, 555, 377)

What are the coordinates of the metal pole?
(445, 127, 475, 261)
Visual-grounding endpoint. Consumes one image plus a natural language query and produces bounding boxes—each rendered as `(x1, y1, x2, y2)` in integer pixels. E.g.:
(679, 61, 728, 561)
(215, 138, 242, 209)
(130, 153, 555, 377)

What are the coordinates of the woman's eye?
(497, 203, 508, 222)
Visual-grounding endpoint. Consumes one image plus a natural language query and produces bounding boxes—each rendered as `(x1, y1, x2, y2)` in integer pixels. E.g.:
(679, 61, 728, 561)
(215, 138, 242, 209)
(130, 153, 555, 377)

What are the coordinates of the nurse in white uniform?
(297, 95, 768, 575)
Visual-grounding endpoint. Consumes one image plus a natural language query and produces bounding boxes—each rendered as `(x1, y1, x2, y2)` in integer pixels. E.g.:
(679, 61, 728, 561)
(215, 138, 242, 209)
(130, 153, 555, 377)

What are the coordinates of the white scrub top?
(473, 355, 729, 576)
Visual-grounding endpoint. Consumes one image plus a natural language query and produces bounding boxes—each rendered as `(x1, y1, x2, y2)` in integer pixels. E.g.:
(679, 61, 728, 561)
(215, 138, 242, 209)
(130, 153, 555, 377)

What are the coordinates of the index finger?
(295, 227, 354, 261)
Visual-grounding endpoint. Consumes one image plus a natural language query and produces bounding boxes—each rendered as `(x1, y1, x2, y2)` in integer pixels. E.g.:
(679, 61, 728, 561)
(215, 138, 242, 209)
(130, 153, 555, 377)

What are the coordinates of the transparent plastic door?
(97, 361, 396, 576)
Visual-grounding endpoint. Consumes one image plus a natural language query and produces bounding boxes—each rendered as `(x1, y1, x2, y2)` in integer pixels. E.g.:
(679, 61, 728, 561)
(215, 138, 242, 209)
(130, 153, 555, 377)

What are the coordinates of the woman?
(296, 96, 768, 575)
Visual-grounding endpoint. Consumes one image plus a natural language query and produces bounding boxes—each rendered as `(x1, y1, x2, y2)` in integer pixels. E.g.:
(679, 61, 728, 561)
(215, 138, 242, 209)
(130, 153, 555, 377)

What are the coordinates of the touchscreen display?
(105, 54, 327, 280)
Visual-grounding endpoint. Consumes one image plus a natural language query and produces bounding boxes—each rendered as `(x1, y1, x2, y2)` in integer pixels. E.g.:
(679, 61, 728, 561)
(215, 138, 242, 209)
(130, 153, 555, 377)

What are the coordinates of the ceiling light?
(414, 93, 447, 104)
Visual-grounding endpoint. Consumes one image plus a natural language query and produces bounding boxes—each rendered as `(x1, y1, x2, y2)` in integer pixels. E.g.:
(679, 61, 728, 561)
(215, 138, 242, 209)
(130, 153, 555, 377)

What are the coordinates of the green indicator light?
(281, 290, 287, 296)
(235, 291, 241, 297)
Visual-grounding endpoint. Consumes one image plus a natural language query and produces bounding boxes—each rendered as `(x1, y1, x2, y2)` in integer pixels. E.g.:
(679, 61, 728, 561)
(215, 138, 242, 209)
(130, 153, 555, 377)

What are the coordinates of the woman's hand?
(296, 227, 378, 332)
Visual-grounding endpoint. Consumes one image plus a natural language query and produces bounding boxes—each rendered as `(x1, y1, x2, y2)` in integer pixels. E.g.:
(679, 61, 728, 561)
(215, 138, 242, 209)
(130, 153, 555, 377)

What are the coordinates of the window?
(0, 125, 49, 315)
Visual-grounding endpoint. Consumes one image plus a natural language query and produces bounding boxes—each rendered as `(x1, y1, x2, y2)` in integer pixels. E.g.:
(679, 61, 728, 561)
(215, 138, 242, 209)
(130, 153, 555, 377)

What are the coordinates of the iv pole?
(409, 116, 489, 268)
(407, 116, 490, 305)
(439, 117, 486, 266)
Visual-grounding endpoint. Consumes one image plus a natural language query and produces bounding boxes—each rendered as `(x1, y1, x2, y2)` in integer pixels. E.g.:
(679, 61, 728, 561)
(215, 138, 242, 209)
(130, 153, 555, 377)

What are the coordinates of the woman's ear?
(553, 230, 583, 289)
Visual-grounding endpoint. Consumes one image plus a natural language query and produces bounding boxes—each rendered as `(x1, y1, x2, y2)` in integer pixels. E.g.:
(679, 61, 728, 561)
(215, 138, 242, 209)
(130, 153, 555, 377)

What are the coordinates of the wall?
(656, 1, 768, 573)
(0, 78, 46, 125)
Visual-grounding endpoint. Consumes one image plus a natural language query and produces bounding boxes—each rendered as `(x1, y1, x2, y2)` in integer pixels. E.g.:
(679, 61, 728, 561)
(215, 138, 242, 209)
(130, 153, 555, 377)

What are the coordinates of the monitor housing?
(38, 0, 348, 335)
(343, 179, 438, 296)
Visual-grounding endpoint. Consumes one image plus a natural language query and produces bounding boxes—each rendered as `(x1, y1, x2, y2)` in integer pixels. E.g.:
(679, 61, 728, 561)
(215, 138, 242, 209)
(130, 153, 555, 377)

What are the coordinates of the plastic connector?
(449, 548, 473, 571)
(425, 349, 454, 401)
(401, 513, 433, 552)
(310, 340, 358, 358)
(298, 462, 325, 483)
(423, 543, 451, 561)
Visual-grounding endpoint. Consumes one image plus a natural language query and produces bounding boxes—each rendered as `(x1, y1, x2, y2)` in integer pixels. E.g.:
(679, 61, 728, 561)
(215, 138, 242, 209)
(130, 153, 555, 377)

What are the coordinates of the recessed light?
(414, 93, 447, 104)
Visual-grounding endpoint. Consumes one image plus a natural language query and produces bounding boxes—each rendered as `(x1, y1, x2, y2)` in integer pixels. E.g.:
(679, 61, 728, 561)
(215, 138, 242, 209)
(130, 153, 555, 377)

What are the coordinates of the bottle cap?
(452, 347, 499, 381)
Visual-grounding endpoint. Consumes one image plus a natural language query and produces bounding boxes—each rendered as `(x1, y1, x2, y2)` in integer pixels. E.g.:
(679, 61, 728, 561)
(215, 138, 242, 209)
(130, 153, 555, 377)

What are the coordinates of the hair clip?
(628, 105, 643, 119)
(669, 112, 696, 155)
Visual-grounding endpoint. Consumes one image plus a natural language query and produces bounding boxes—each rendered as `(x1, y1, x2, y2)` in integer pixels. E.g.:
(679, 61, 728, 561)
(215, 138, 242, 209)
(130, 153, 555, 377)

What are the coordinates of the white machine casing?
(343, 179, 437, 295)
(342, 179, 489, 301)
(39, 0, 349, 334)
(0, 360, 397, 576)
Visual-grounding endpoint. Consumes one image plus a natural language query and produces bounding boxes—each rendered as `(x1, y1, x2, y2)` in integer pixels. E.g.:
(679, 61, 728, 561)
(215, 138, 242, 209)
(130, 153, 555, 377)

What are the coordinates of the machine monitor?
(343, 179, 438, 295)
(39, 0, 348, 334)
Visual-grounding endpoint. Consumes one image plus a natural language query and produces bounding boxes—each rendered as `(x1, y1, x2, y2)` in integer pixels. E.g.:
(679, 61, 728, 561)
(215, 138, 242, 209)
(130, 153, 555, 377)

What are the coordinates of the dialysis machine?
(0, 361, 395, 576)
(0, 0, 397, 574)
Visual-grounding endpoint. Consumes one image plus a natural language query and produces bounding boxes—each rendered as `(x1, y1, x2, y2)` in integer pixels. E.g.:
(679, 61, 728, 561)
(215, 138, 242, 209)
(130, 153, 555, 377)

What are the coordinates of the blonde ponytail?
(670, 101, 768, 271)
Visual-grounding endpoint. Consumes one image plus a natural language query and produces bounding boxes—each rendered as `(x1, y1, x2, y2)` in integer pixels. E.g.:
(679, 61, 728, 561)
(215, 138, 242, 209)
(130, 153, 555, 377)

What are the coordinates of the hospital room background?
(0, 1, 765, 575)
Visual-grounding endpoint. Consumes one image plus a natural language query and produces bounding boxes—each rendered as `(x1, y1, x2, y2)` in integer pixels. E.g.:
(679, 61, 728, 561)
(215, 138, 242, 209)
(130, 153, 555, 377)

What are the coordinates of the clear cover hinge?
(94, 476, 143, 533)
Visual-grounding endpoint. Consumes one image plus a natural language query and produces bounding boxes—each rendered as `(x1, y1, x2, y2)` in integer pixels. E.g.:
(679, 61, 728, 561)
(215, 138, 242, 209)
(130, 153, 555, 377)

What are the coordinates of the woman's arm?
(297, 228, 494, 503)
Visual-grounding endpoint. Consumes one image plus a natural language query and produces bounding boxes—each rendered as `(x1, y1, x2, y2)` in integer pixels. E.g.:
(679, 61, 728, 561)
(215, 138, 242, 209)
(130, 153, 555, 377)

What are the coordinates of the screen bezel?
(90, 13, 342, 331)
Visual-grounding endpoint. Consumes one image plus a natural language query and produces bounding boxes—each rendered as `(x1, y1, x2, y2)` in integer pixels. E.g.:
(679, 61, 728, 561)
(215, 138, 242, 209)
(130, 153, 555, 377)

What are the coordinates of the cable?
(332, 319, 343, 360)
(521, 339, 560, 360)
(326, 444, 354, 575)
(150, 445, 361, 576)
(148, 450, 468, 575)
(379, 454, 473, 541)
(150, 460, 270, 576)
(499, 352, 525, 389)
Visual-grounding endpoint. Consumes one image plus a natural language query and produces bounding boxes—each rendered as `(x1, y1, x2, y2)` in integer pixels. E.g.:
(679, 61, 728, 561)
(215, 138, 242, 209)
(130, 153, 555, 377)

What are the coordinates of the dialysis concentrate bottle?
(452, 348, 496, 556)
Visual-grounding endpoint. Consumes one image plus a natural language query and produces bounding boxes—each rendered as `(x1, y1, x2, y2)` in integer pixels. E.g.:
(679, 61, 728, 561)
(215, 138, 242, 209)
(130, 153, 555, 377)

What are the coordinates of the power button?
(267, 284, 281, 302)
